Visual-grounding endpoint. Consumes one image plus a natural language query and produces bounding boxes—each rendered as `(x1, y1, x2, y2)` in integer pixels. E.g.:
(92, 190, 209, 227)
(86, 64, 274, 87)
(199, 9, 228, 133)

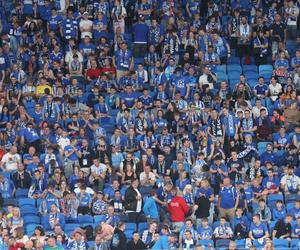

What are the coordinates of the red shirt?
(101, 67, 116, 75)
(168, 196, 189, 222)
(86, 68, 102, 79)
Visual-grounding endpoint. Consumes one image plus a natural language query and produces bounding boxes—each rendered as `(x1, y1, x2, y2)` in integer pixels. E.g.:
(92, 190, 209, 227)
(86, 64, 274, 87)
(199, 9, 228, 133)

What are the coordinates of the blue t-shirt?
(273, 133, 290, 147)
(272, 207, 287, 221)
(219, 186, 237, 209)
(77, 192, 92, 207)
(64, 145, 80, 161)
(47, 15, 63, 32)
(197, 226, 213, 239)
(21, 127, 40, 143)
(121, 92, 139, 108)
(254, 84, 268, 96)
(174, 76, 188, 96)
(250, 222, 268, 239)
(133, 23, 149, 43)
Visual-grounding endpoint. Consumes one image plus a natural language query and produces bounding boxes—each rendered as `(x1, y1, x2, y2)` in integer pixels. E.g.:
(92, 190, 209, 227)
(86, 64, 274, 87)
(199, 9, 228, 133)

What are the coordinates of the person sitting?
(272, 214, 293, 239)
(213, 217, 233, 240)
(272, 200, 287, 221)
(42, 204, 65, 231)
(248, 214, 269, 245)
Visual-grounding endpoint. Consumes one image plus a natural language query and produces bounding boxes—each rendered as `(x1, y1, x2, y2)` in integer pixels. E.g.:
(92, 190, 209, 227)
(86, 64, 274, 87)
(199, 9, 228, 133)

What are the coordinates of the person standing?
(124, 179, 144, 223)
(133, 16, 149, 58)
(218, 177, 239, 224)
(168, 187, 190, 232)
(111, 222, 127, 250)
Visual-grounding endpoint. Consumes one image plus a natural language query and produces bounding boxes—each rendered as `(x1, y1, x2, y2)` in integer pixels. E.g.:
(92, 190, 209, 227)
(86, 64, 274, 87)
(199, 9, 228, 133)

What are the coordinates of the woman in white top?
(111, 0, 127, 34)
(237, 16, 251, 59)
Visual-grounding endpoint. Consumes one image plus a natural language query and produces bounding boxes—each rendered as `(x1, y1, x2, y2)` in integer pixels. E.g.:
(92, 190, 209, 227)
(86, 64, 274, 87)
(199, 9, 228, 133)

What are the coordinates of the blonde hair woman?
(8, 207, 23, 232)
(183, 184, 194, 207)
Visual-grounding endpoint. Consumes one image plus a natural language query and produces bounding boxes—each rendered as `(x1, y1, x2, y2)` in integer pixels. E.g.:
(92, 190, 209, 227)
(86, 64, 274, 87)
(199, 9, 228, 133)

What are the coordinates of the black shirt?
(11, 170, 32, 189)
(270, 22, 286, 42)
(274, 220, 292, 238)
(194, 196, 210, 219)
(126, 239, 147, 250)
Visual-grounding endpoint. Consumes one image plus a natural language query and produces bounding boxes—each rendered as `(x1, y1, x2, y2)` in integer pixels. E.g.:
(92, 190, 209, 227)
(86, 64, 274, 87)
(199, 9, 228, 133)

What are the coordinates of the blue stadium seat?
(125, 223, 137, 231)
(15, 188, 29, 198)
(258, 65, 273, 73)
(21, 206, 37, 216)
(236, 239, 245, 248)
(285, 194, 300, 204)
(78, 215, 94, 224)
(217, 72, 228, 82)
(227, 64, 242, 74)
(23, 215, 40, 225)
(216, 239, 230, 248)
(65, 224, 80, 235)
(291, 239, 299, 250)
(243, 64, 257, 73)
(227, 56, 240, 65)
(273, 239, 289, 248)
(138, 222, 148, 235)
(216, 65, 226, 74)
(259, 72, 273, 79)
(26, 224, 38, 235)
(125, 229, 134, 239)
(198, 239, 214, 247)
(19, 198, 36, 207)
(245, 72, 259, 81)
(94, 215, 106, 224)
(228, 71, 241, 80)
(267, 194, 284, 204)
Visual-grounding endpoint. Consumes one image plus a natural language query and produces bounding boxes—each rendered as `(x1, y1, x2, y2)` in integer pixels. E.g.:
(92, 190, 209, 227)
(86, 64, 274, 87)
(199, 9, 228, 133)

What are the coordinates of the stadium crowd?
(0, 0, 300, 249)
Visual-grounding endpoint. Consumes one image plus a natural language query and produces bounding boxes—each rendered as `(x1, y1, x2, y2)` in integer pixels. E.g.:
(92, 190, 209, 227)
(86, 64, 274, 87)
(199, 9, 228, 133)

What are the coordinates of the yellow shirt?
(35, 84, 53, 95)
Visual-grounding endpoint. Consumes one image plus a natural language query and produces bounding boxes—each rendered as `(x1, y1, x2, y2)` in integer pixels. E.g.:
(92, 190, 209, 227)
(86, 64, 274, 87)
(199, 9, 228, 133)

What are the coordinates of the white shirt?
(268, 83, 282, 101)
(280, 174, 300, 190)
(252, 105, 268, 118)
(58, 137, 70, 151)
(286, 6, 299, 25)
(199, 74, 213, 89)
(1, 152, 21, 171)
(139, 171, 156, 186)
(79, 19, 93, 38)
(91, 163, 107, 175)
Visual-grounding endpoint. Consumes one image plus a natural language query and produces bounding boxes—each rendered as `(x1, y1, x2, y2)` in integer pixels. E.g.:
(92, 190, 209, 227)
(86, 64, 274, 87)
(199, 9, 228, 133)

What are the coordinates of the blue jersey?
(115, 49, 132, 71)
(254, 84, 268, 96)
(197, 226, 213, 239)
(275, 59, 289, 69)
(174, 76, 188, 96)
(48, 15, 62, 32)
(21, 127, 40, 143)
(219, 186, 238, 209)
(77, 192, 92, 207)
(250, 222, 268, 239)
(121, 92, 138, 108)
